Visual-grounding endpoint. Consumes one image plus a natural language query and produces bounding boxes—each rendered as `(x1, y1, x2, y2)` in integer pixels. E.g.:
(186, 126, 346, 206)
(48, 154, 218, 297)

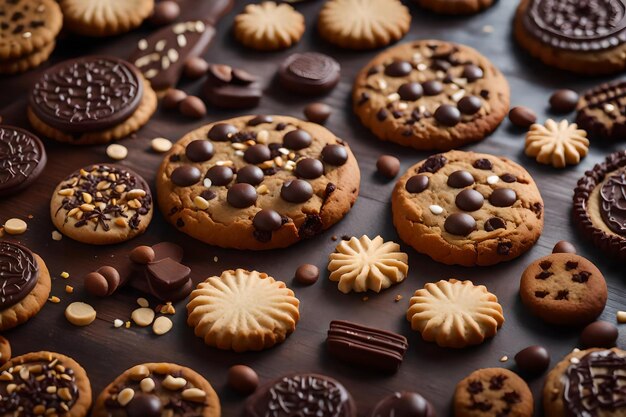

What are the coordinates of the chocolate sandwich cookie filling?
(0, 241, 38, 309)
(0, 126, 47, 197)
(30, 56, 143, 133)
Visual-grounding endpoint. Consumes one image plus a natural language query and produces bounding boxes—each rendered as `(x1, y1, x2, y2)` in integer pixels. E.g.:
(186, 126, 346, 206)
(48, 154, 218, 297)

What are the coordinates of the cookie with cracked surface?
(454, 368, 533, 417)
(234, 2, 305, 51)
(0, 336, 9, 365)
(543, 348, 626, 417)
(392, 150, 544, 266)
(353, 40, 510, 150)
(0, 241, 51, 331)
(576, 80, 626, 141)
(520, 253, 607, 326)
(416, 0, 496, 15)
(328, 235, 408, 293)
(514, 0, 626, 75)
(407, 279, 504, 348)
(59, 0, 154, 37)
(187, 269, 300, 352)
(525, 119, 589, 168)
(27, 56, 157, 145)
(92, 362, 220, 417)
(50, 164, 154, 245)
(156, 115, 360, 250)
(573, 150, 626, 262)
(0, 126, 47, 197)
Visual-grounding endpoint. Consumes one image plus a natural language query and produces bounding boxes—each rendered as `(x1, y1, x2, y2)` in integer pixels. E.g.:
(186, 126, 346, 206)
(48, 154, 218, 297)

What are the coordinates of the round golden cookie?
(0, 41, 55, 75)
(454, 368, 533, 417)
(318, 0, 411, 50)
(525, 119, 589, 168)
(353, 40, 510, 150)
(234, 2, 305, 51)
(0, 242, 51, 331)
(519, 253, 607, 326)
(92, 362, 220, 417)
(392, 151, 544, 266)
(543, 348, 626, 417)
(0, 0, 62, 60)
(156, 115, 360, 250)
(50, 164, 154, 245)
(187, 269, 300, 352)
(416, 0, 495, 14)
(0, 336, 10, 365)
(0, 351, 92, 417)
(59, 0, 154, 37)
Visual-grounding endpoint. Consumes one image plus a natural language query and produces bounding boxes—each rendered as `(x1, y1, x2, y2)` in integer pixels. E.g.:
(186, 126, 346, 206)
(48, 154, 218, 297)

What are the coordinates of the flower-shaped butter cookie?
(525, 119, 589, 168)
(234, 2, 305, 51)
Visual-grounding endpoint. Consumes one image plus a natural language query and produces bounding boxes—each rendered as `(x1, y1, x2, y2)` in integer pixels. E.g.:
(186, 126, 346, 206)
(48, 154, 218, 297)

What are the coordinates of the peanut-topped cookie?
(392, 150, 544, 266)
(156, 115, 360, 249)
(353, 40, 510, 150)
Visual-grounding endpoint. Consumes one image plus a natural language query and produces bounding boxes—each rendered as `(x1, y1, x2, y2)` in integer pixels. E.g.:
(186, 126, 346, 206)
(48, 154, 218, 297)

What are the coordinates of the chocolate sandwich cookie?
(353, 40, 510, 150)
(28, 56, 157, 145)
(327, 320, 408, 372)
(156, 115, 360, 250)
(543, 348, 626, 417)
(515, 0, 626, 75)
(202, 64, 262, 109)
(0, 126, 47, 197)
(416, 0, 495, 15)
(573, 150, 626, 262)
(392, 150, 544, 266)
(278, 52, 341, 95)
(245, 373, 356, 417)
(576, 80, 626, 141)
(92, 362, 220, 417)
(0, 242, 51, 331)
(372, 392, 435, 417)
(50, 164, 154, 245)
(0, 351, 92, 417)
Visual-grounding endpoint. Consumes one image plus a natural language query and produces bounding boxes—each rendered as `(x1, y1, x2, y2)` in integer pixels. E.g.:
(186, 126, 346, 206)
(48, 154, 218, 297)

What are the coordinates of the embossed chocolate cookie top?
(30, 56, 144, 133)
(0, 241, 38, 309)
(600, 167, 626, 236)
(523, 0, 626, 51)
(0, 126, 47, 197)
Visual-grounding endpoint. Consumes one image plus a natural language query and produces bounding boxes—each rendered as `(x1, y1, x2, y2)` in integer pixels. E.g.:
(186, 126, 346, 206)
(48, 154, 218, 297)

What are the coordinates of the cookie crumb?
(3, 218, 27, 235)
(362, 296, 369, 302)
(213, 256, 218, 262)
(331, 235, 338, 241)
(106, 144, 128, 160)
(48, 296, 61, 304)
(65, 285, 74, 294)
(617, 311, 626, 323)
(60, 271, 70, 279)
(499, 355, 509, 362)
(125, 321, 131, 329)
(51, 230, 63, 241)
(113, 319, 124, 328)
(394, 295, 403, 302)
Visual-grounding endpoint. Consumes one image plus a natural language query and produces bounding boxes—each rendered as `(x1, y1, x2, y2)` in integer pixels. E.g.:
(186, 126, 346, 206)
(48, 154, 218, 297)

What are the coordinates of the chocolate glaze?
(0, 241, 38, 309)
(0, 125, 46, 197)
(600, 168, 626, 235)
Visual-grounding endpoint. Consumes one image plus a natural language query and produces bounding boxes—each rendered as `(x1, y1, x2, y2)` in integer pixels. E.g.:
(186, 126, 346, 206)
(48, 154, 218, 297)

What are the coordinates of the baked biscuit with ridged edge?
(416, 0, 495, 15)
(59, 0, 154, 37)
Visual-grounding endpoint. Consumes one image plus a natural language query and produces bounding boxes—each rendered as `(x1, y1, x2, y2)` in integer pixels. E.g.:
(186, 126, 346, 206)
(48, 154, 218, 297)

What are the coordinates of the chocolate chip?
(244, 144, 271, 164)
(185, 140, 214, 162)
(489, 188, 517, 207)
(473, 158, 492, 170)
(535, 291, 549, 298)
(434, 104, 461, 126)
(539, 260, 552, 270)
(484, 217, 505, 231)
(294, 264, 319, 285)
(508, 106, 537, 128)
(228, 365, 259, 395)
(377, 108, 388, 121)
(162, 89, 187, 110)
(455, 189, 484, 211)
(549, 89, 579, 113)
(500, 173, 517, 183)
(281, 179, 313, 203)
(497, 241, 512, 255)
(283, 129, 312, 150)
(418, 155, 447, 173)
(514, 346, 550, 376)
(398, 82, 423, 101)
(129, 246, 155, 264)
(148, 0, 180, 26)
(580, 321, 618, 348)
(304, 103, 332, 124)
(227, 183, 257, 208)
(171, 166, 201, 187)
(462, 64, 483, 81)
(208, 123, 238, 141)
(321, 144, 348, 166)
(376, 155, 400, 179)
(384, 61, 412, 77)
(565, 261, 578, 271)
(553, 241, 576, 254)
(422, 80, 443, 96)
(179, 95, 206, 118)
(236, 165, 264, 185)
(447, 170, 474, 188)
(458, 96, 482, 115)
(295, 158, 324, 179)
(489, 375, 506, 390)
(405, 174, 429, 193)
(201, 189, 216, 201)
(555, 290, 569, 300)
(535, 271, 553, 280)
(572, 271, 591, 283)
(126, 393, 163, 417)
(253, 209, 283, 232)
(444, 213, 476, 236)
(248, 115, 273, 126)
(432, 59, 451, 71)
(205, 166, 233, 186)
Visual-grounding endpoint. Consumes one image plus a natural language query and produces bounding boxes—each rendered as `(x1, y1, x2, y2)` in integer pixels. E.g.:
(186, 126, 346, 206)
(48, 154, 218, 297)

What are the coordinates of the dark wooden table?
(0, 1, 624, 416)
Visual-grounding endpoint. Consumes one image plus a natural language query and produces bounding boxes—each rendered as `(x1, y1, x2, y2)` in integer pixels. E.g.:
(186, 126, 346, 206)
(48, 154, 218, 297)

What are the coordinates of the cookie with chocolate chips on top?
(353, 40, 509, 150)
(156, 115, 360, 250)
(392, 150, 544, 266)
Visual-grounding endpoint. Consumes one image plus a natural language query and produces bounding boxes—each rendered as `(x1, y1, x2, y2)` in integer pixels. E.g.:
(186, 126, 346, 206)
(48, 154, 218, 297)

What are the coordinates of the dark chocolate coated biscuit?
(0, 126, 47, 197)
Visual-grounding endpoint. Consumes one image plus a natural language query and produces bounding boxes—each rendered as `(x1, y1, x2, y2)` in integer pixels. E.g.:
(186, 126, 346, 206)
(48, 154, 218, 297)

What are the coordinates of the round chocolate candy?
(248, 115, 273, 126)
(514, 345, 550, 376)
(127, 393, 163, 417)
(376, 155, 400, 179)
(236, 165, 264, 185)
(185, 140, 214, 162)
(295, 158, 324, 179)
(161, 89, 187, 110)
(444, 213, 476, 236)
(385, 61, 412, 77)
(281, 179, 313, 203)
(253, 210, 283, 232)
(321, 144, 348, 166)
(244, 144, 271, 164)
(455, 189, 484, 212)
(549, 89, 579, 113)
(304, 103, 332, 124)
(84, 272, 109, 297)
(422, 80, 443, 96)
(227, 183, 257, 208)
(179, 96, 206, 119)
(473, 158, 493, 170)
(405, 175, 429, 193)
(228, 365, 259, 395)
(149, 1, 180, 26)
(458, 96, 482, 115)
(205, 166, 233, 186)
(129, 246, 155, 264)
(508, 106, 537, 128)
(489, 188, 517, 207)
(462, 64, 483, 81)
(398, 82, 423, 101)
(447, 170, 474, 188)
(552, 240, 577, 254)
(208, 123, 238, 142)
(580, 321, 618, 349)
(171, 166, 201, 187)
(184, 57, 210, 80)
(500, 173, 517, 183)
(484, 217, 506, 231)
(283, 129, 312, 150)
(371, 391, 435, 417)
(295, 264, 319, 285)
(434, 104, 461, 126)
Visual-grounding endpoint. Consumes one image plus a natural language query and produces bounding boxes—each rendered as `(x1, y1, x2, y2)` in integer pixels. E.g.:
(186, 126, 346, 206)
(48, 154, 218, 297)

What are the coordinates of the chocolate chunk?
(580, 321, 618, 348)
(572, 271, 591, 283)
(444, 213, 476, 236)
(253, 209, 283, 232)
(377, 108, 388, 121)
(422, 80, 443, 96)
(236, 165, 264, 185)
(304, 103, 332, 124)
(489, 375, 506, 390)
(398, 82, 423, 101)
(321, 144, 348, 166)
(248, 115, 273, 126)
(497, 241, 512, 255)
(565, 261, 578, 271)
(376, 155, 400, 179)
(458, 95, 482, 115)
(203, 64, 262, 109)
(405, 175, 429, 193)
(434, 104, 461, 126)
(244, 144, 271, 164)
(205, 165, 234, 186)
(500, 173, 517, 183)
(514, 345, 550, 376)
(295, 158, 324, 179)
(183, 56, 210, 79)
(185, 140, 214, 162)
(384, 60, 412, 77)
(299, 214, 323, 238)
(171, 166, 201, 186)
(489, 188, 517, 207)
(126, 393, 163, 417)
(535, 291, 549, 298)
(473, 158, 492, 170)
(462, 64, 483, 81)
(227, 183, 257, 208)
(535, 271, 553, 280)
(484, 217, 506, 231)
(555, 290, 569, 300)
(228, 365, 259, 395)
(151, 242, 184, 263)
(294, 264, 319, 285)
(129, 246, 155, 265)
(161, 89, 187, 110)
(208, 123, 238, 141)
(146, 258, 191, 291)
(281, 179, 313, 203)
(447, 170, 474, 188)
(418, 155, 447, 173)
(455, 189, 484, 212)
(148, 1, 180, 26)
(553, 240, 577, 254)
(509, 106, 537, 128)
(279, 52, 341, 95)
(549, 89, 579, 113)
(179, 95, 207, 118)
(201, 189, 216, 201)
(371, 392, 435, 417)
(539, 260, 552, 270)
(283, 129, 312, 150)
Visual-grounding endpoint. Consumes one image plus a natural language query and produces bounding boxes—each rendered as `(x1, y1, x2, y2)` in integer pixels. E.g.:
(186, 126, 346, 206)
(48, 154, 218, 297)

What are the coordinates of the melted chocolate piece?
(371, 392, 435, 417)
(0, 241, 38, 309)
(0, 126, 47, 197)
(418, 155, 447, 173)
(203, 64, 262, 109)
(278, 52, 341, 95)
(599, 168, 626, 236)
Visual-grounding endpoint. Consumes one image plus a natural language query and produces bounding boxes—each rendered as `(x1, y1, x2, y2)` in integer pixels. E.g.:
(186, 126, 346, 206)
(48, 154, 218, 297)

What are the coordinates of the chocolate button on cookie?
(0, 126, 47, 197)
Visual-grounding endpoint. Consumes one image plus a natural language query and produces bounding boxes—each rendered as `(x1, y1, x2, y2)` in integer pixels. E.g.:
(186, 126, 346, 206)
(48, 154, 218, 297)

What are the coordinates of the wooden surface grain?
(0, 1, 624, 416)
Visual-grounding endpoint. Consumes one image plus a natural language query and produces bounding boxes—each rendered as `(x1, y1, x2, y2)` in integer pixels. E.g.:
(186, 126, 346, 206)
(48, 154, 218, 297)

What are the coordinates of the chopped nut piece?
(60, 272, 69, 279)
(58, 387, 72, 401)
(140, 377, 156, 392)
(65, 285, 74, 294)
(48, 296, 61, 304)
(51, 231, 63, 241)
(131, 308, 155, 327)
(137, 297, 149, 308)
(3, 218, 27, 235)
(129, 365, 150, 381)
(181, 387, 207, 402)
(117, 387, 135, 406)
(499, 355, 509, 362)
(162, 375, 187, 390)
(153, 316, 173, 335)
(113, 319, 124, 328)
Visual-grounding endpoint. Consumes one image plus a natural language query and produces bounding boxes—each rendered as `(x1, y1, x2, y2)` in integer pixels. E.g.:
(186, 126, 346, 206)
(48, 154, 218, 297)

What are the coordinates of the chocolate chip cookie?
(519, 253, 608, 326)
(156, 115, 360, 250)
(576, 80, 626, 141)
(353, 40, 510, 150)
(392, 151, 544, 266)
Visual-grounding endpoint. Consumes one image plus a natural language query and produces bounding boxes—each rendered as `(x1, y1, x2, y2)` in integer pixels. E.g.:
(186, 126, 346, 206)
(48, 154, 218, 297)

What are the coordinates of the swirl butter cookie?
(50, 164, 153, 245)
(59, 0, 154, 37)
(353, 40, 510, 150)
(92, 362, 220, 417)
(156, 115, 360, 250)
(28, 56, 157, 145)
(234, 2, 305, 51)
(392, 151, 544, 266)
(416, 0, 496, 15)
(515, 0, 626, 75)
(0, 126, 47, 197)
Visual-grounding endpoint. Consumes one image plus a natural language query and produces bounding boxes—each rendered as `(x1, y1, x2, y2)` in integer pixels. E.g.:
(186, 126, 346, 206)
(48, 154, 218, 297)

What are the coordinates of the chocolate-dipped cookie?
(0, 126, 47, 197)
(156, 115, 360, 250)
(353, 40, 510, 150)
(573, 150, 626, 262)
(392, 150, 544, 266)
(576, 80, 626, 141)
(50, 164, 154, 245)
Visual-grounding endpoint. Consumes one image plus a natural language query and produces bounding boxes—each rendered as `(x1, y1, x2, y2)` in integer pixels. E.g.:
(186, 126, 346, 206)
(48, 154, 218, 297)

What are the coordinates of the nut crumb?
(617, 311, 626, 323)
(394, 295, 403, 302)
(362, 296, 369, 302)
(499, 355, 508, 362)
(48, 296, 60, 304)
(51, 231, 63, 241)
(113, 319, 124, 328)
(213, 256, 218, 262)
(125, 321, 131, 329)
(65, 285, 74, 294)
(60, 272, 70, 279)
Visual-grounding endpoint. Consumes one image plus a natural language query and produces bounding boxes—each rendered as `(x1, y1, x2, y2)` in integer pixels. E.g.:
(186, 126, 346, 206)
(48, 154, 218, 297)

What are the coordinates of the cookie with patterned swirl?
(0, 126, 47, 197)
